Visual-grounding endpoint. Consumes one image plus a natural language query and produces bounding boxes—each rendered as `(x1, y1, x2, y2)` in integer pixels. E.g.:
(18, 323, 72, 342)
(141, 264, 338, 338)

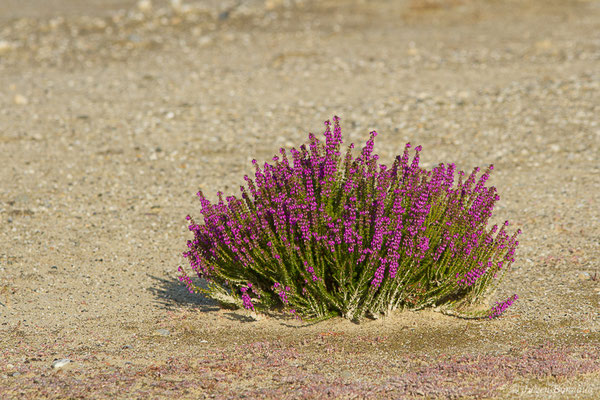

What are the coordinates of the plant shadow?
(147, 274, 341, 327)
(223, 312, 256, 323)
(147, 274, 220, 312)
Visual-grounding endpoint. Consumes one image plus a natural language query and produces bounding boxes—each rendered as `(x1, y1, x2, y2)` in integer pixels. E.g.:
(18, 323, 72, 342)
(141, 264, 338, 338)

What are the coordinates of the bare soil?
(1, 0, 599, 398)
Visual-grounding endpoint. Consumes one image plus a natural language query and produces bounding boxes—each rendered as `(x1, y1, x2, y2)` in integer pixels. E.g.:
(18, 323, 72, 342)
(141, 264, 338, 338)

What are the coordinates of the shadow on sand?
(148, 274, 338, 327)
(147, 274, 220, 312)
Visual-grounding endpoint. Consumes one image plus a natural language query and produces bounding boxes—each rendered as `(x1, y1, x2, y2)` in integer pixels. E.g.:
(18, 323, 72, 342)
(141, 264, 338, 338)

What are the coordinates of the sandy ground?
(1, 0, 599, 398)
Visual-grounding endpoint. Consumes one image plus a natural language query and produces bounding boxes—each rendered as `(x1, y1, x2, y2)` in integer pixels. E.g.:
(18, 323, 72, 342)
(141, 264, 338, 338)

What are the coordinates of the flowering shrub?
(179, 117, 520, 322)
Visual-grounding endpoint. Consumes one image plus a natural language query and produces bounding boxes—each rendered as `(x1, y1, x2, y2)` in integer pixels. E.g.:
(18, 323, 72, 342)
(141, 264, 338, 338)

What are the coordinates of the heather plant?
(179, 117, 521, 322)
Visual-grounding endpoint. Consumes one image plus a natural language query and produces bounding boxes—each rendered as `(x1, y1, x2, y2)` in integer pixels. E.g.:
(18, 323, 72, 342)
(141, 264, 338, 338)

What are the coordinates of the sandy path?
(1, 0, 599, 398)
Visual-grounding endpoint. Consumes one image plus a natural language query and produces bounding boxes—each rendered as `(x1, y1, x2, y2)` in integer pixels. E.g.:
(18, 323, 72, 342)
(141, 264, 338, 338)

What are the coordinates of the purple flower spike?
(489, 294, 519, 318)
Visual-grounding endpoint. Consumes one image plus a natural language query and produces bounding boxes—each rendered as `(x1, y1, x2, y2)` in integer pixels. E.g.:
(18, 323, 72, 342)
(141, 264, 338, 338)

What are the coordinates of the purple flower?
(456, 266, 487, 287)
(177, 266, 195, 293)
(240, 286, 254, 310)
(489, 294, 518, 318)
(371, 258, 386, 288)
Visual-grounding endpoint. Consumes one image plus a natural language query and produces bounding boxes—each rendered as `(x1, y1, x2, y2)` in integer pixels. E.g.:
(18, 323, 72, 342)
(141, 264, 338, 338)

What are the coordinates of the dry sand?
(1, 0, 599, 398)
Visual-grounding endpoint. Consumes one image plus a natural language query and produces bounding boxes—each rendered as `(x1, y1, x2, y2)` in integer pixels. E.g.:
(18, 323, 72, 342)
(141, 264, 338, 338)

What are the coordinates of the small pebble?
(51, 359, 71, 369)
(14, 94, 28, 105)
(265, 0, 283, 10)
(0, 40, 14, 54)
(171, 0, 182, 12)
(155, 328, 170, 336)
(137, 0, 152, 12)
(575, 272, 591, 281)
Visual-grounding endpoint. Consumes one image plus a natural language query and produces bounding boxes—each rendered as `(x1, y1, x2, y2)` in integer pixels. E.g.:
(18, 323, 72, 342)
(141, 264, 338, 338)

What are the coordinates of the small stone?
(535, 39, 553, 50)
(6, 364, 14, 370)
(171, 0, 182, 12)
(416, 92, 429, 101)
(14, 94, 28, 105)
(575, 271, 591, 281)
(265, 0, 283, 10)
(51, 359, 71, 369)
(137, 0, 152, 12)
(550, 144, 560, 152)
(199, 36, 212, 46)
(249, 311, 262, 321)
(0, 40, 14, 54)
(155, 328, 170, 336)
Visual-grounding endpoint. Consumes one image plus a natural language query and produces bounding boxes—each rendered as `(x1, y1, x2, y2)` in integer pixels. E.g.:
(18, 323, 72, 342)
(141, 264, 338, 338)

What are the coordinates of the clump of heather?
(179, 117, 521, 322)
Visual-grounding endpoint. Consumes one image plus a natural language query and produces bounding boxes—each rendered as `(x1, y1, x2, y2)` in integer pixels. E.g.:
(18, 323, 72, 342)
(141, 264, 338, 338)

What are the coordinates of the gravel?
(0, 0, 599, 398)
